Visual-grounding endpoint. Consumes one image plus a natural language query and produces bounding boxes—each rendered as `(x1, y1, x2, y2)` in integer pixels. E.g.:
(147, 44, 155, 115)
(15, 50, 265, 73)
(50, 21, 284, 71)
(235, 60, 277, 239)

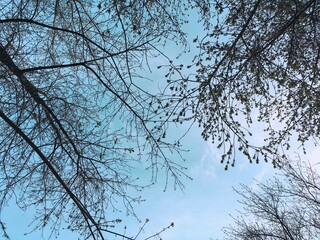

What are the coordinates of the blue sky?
(5, 139, 319, 240)
(3, 126, 279, 240)
(1, 102, 285, 240)
(2, 6, 320, 240)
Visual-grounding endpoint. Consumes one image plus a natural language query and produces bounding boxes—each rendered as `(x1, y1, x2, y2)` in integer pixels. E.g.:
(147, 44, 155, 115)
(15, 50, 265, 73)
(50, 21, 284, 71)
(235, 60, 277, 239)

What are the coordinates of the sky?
(2, 123, 280, 240)
(6, 123, 319, 240)
(2, 5, 320, 240)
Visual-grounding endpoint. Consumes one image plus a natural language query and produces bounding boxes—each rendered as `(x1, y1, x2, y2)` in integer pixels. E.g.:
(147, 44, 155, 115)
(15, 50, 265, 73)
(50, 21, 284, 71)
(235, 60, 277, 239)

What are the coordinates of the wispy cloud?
(189, 141, 220, 181)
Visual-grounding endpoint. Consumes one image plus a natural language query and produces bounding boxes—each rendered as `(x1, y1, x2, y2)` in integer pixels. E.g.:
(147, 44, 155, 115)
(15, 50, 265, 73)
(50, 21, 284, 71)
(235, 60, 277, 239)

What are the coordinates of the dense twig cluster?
(163, 0, 320, 169)
(223, 159, 320, 239)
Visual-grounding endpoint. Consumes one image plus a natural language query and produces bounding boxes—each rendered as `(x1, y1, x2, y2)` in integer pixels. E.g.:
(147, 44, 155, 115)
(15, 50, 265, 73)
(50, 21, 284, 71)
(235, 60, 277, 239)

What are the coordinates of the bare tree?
(162, 0, 320, 168)
(222, 159, 320, 240)
(0, 0, 211, 239)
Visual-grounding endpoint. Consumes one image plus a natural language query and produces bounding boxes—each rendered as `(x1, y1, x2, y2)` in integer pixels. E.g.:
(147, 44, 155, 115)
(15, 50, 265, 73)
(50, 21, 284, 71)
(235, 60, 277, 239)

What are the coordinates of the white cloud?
(189, 141, 220, 181)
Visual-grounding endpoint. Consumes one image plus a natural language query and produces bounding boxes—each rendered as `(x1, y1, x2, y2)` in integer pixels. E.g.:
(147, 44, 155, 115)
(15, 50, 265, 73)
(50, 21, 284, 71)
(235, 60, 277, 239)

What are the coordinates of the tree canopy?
(222, 159, 320, 240)
(1, 0, 320, 239)
(0, 0, 209, 239)
(164, 0, 320, 168)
